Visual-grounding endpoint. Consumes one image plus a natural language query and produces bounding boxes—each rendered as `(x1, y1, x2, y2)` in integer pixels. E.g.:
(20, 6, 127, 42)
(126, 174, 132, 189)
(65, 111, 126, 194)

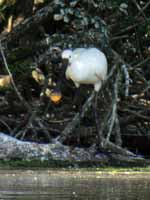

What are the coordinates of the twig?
(143, 81, 150, 93)
(110, 35, 129, 41)
(37, 119, 51, 142)
(142, 1, 150, 11)
(131, 0, 147, 20)
(0, 119, 12, 133)
(110, 49, 127, 64)
(115, 18, 150, 36)
(133, 70, 147, 84)
(136, 0, 150, 19)
(120, 108, 150, 121)
(133, 57, 150, 68)
(115, 114, 122, 146)
(94, 92, 102, 147)
(121, 64, 130, 97)
(104, 72, 119, 145)
(19, 112, 37, 140)
(106, 64, 118, 81)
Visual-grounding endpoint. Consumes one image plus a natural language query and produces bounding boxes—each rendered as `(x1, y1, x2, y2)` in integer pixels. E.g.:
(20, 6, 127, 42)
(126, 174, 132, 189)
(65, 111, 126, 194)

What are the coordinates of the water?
(0, 170, 150, 200)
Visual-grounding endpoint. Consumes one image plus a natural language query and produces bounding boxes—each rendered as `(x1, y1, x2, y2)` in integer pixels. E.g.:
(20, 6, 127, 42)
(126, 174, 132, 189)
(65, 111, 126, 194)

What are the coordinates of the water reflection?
(0, 171, 150, 200)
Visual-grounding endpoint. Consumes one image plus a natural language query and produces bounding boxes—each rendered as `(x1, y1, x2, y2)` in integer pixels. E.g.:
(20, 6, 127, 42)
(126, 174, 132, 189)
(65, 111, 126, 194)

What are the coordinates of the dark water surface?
(0, 170, 150, 200)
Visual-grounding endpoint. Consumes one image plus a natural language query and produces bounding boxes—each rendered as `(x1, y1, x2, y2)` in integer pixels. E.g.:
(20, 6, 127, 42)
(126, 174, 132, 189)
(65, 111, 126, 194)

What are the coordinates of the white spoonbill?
(62, 47, 108, 92)
(62, 47, 108, 148)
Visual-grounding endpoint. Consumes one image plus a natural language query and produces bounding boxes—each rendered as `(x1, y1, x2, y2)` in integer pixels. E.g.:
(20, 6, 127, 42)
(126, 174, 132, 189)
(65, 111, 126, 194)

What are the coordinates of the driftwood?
(0, 132, 146, 166)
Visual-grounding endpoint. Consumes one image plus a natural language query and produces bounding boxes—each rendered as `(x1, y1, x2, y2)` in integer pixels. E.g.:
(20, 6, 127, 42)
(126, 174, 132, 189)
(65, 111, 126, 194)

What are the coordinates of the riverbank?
(1, 168, 150, 184)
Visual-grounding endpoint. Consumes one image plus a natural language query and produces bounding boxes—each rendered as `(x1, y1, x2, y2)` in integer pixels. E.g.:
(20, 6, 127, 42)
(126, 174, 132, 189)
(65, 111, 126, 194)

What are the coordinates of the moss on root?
(0, 158, 150, 171)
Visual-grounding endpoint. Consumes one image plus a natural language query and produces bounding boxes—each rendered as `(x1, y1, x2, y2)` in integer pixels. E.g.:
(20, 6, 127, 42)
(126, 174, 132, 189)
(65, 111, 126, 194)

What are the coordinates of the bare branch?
(131, 0, 147, 20)
(121, 64, 130, 97)
(104, 71, 119, 145)
(115, 114, 122, 146)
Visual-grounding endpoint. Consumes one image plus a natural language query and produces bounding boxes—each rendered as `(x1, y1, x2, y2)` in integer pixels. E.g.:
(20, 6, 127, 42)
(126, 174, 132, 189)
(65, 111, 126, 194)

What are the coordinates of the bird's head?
(61, 49, 73, 61)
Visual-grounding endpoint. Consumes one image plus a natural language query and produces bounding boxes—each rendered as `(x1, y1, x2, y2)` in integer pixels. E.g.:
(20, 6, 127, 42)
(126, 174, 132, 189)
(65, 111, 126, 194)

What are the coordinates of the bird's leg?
(94, 91, 103, 150)
(71, 88, 80, 110)
(72, 83, 81, 110)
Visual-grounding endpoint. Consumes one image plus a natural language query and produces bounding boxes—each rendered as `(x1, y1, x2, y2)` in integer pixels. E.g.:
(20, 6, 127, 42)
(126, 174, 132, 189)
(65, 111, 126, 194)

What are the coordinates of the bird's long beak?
(62, 58, 69, 69)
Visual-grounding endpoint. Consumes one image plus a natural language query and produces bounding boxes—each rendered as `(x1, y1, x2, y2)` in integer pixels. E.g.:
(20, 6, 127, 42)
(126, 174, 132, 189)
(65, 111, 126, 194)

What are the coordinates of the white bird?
(61, 47, 108, 92)
(62, 47, 108, 148)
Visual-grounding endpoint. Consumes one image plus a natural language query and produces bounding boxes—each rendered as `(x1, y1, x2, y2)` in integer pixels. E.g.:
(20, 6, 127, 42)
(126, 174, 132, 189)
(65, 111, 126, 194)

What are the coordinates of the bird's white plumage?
(62, 48, 108, 92)
(62, 48, 85, 63)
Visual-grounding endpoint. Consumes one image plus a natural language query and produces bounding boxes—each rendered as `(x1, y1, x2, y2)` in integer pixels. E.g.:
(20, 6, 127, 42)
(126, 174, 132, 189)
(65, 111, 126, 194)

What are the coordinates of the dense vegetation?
(0, 0, 149, 159)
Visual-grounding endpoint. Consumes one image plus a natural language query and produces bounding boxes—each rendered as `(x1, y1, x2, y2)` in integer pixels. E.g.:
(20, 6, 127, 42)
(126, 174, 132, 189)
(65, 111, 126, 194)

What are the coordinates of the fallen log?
(0, 132, 146, 166)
